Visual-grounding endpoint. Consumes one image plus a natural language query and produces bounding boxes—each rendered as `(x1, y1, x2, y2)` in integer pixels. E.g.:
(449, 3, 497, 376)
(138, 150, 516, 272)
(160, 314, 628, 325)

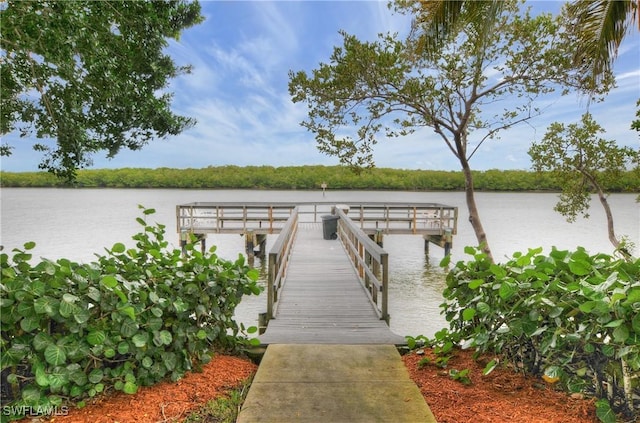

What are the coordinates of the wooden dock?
(176, 201, 458, 345)
(258, 223, 405, 345)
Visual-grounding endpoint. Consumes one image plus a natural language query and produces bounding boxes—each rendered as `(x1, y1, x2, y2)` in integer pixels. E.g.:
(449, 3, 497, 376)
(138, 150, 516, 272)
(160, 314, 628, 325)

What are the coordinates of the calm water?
(1, 188, 638, 338)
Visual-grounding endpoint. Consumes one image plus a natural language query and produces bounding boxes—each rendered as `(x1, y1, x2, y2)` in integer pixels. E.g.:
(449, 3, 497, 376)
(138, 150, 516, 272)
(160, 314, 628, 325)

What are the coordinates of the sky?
(2, 0, 639, 172)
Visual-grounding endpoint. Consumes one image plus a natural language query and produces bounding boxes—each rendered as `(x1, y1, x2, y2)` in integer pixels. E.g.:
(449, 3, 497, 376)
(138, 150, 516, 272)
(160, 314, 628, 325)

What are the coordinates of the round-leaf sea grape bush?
(0, 207, 261, 421)
(439, 246, 639, 422)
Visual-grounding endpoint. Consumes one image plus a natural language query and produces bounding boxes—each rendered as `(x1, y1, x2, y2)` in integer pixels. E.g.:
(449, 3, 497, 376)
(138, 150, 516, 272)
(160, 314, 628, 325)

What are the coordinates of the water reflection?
(385, 235, 449, 338)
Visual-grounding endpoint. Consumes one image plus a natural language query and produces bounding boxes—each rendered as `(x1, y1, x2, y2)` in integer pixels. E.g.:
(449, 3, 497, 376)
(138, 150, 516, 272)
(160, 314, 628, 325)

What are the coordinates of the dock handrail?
(335, 208, 390, 323)
(266, 208, 299, 319)
(177, 202, 457, 237)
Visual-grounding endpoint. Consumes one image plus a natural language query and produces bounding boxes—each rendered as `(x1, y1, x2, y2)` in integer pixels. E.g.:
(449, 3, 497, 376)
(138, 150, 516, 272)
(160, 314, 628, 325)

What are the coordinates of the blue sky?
(2, 0, 639, 172)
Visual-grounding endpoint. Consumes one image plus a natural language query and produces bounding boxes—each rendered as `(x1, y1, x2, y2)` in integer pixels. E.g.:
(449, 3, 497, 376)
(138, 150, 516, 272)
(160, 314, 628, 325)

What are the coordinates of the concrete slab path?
(237, 344, 437, 423)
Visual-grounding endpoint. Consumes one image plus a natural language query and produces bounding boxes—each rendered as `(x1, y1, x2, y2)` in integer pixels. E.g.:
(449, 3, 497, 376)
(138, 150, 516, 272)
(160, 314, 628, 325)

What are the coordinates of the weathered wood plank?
(259, 225, 406, 345)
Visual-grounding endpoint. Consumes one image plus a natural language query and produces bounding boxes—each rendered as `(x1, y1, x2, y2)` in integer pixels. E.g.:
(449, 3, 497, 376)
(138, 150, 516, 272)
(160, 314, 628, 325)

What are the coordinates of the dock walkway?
(237, 344, 437, 423)
(238, 225, 436, 422)
(257, 223, 405, 345)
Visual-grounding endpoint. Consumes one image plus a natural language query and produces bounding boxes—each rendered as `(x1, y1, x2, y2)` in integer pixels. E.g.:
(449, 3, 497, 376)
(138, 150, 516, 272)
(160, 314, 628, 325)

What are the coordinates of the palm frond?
(567, 0, 638, 86)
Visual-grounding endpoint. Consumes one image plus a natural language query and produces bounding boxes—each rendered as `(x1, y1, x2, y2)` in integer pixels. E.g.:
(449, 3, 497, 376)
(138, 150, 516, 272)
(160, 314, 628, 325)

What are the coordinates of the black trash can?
(321, 215, 339, 240)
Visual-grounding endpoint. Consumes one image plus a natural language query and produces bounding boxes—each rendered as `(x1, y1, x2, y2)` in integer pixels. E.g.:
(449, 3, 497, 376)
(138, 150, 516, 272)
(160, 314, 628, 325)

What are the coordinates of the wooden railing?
(346, 204, 458, 236)
(266, 208, 299, 320)
(335, 208, 390, 323)
(176, 203, 297, 235)
(177, 202, 457, 237)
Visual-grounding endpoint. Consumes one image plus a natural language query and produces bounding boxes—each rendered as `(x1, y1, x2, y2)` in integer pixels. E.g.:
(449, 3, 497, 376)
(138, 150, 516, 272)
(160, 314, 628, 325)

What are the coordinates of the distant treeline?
(1, 166, 639, 192)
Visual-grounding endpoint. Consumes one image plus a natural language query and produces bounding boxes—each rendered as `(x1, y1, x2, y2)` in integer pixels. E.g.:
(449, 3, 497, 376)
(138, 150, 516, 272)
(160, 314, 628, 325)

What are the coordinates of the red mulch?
(402, 348, 598, 423)
(20, 355, 257, 423)
(18, 348, 600, 422)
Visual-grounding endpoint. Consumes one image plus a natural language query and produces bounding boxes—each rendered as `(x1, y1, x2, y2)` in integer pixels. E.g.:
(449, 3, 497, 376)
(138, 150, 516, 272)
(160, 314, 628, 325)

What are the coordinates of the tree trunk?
(596, 188, 620, 248)
(461, 160, 494, 263)
(587, 172, 627, 254)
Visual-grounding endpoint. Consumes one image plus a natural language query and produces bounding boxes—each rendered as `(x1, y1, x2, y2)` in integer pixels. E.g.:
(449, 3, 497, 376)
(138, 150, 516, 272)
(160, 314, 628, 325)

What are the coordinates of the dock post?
(256, 234, 267, 259)
(373, 229, 384, 247)
(444, 228, 452, 256)
(424, 237, 430, 255)
(180, 230, 188, 256)
(200, 235, 206, 254)
(245, 230, 256, 259)
(258, 312, 268, 335)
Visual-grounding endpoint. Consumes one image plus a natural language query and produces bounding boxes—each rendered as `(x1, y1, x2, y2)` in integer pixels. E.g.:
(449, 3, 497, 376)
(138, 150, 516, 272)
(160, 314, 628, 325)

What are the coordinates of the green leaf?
(468, 279, 484, 289)
(73, 307, 90, 324)
(62, 293, 79, 303)
(101, 275, 118, 288)
(20, 315, 41, 332)
(120, 319, 139, 337)
(595, 399, 616, 423)
(34, 296, 57, 315)
(604, 319, 624, 328)
(153, 330, 172, 346)
(48, 369, 69, 390)
(119, 306, 136, 320)
(568, 259, 591, 276)
(123, 381, 138, 394)
(113, 288, 128, 303)
(482, 359, 498, 375)
(44, 344, 67, 366)
(462, 308, 476, 321)
(21, 386, 41, 404)
(498, 281, 517, 301)
(4, 344, 29, 364)
(612, 324, 630, 343)
(59, 298, 77, 318)
(147, 317, 163, 331)
(88, 368, 104, 384)
(111, 243, 126, 253)
(623, 287, 640, 306)
(34, 363, 49, 387)
(132, 332, 148, 348)
(632, 313, 640, 333)
(87, 330, 106, 346)
(117, 342, 130, 355)
(439, 254, 451, 268)
(173, 298, 187, 313)
(464, 246, 477, 255)
(489, 264, 506, 279)
(578, 301, 597, 313)
(163, 352, 177, 371)
(33, 332, 54, 351)
(247, 268, 260, 281)
(476, 301, 491, 314)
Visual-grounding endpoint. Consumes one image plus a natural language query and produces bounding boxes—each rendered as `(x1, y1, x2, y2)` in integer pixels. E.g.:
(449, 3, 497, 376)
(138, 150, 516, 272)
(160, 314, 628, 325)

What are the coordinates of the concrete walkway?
(237, 344, 437, 423)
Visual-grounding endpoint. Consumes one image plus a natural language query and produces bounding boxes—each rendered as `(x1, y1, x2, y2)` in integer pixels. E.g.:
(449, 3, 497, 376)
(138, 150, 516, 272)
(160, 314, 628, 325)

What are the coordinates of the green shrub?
(0, 206, 261, 421)
(440, 246, 639, 422)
